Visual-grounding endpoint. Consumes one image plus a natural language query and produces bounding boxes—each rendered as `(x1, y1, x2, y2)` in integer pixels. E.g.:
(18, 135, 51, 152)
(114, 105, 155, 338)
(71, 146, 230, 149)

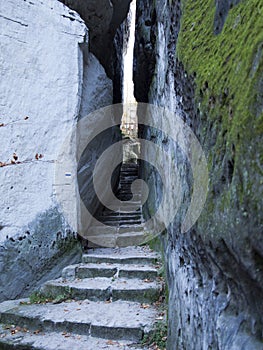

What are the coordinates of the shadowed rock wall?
(58, 0, 132, 102)
(134, 0, 263, 349)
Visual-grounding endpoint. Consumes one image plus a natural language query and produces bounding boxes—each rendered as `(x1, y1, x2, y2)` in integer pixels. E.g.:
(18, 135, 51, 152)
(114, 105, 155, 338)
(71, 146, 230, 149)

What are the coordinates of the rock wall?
(134, 0, 263, 349)
(58, 0, 132, 102)
(0, 0, 114, 301)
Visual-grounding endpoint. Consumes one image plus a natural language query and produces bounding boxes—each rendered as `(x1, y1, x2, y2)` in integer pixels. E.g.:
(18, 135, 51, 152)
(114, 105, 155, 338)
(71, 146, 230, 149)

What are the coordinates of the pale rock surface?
(0, 0, 113, 301)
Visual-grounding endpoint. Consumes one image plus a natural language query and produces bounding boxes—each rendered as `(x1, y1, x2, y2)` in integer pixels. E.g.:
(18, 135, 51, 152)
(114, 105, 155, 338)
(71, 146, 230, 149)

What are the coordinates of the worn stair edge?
(0, 299, 157, 342)
(62, 263, 158, 281)
(82, 254, 158, 265)
(0, 325, 145, 350)
(41, 278, 161, 303)
(82, 233, 148, 248)
(88, 225, 145, 234)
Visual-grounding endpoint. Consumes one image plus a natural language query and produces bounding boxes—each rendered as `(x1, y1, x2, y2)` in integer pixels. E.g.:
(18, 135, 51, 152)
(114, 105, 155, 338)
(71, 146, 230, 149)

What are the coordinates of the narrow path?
(88, 160, 146, 248)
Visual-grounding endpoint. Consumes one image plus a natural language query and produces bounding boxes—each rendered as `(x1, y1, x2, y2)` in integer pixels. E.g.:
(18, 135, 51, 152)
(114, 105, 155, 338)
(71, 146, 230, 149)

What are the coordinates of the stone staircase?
(98, 163, 143, 226)
(0, 246, 164, 349)
(89, 162, 146, 247)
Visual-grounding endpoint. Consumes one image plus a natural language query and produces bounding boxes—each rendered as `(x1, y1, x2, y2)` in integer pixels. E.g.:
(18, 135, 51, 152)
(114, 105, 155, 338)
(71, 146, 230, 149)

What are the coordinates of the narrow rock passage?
(0, 246, 165, 349)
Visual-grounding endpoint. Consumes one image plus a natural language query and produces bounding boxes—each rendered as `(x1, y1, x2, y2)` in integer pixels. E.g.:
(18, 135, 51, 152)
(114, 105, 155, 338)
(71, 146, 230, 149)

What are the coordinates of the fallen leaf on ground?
(144, 279, 152, 283)
(155, 316, 164, 320)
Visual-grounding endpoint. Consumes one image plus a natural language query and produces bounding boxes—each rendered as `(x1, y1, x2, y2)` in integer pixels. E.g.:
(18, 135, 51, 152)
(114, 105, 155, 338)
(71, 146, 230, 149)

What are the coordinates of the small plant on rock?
(142, 321, 167, 350)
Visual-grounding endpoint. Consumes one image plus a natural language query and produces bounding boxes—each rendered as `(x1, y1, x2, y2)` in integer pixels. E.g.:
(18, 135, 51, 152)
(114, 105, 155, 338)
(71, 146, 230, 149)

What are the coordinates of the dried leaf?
(141, 303, 150, 309)
(143, 279, 152, 283)
(24, 116, 29, 120)
(0, 162, 6, 167)
(106, 340, 117, 345)
(11, 160, 16, 164)
(35, 153, 39, 160)
(13, 153, 18, 161)
(0, 123, 4, 127)
(33, 329, 41, 334)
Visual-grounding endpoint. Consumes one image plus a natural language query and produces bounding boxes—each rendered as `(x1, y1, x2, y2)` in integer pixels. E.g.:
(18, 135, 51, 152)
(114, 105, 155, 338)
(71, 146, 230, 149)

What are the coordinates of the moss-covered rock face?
(177, 0, 263, 277)
(134, 0, 263, 349)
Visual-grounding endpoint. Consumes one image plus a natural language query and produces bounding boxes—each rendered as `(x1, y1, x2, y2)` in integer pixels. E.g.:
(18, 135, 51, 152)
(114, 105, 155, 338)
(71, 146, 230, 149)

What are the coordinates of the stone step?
(98, 218, 142, 224)
(0, 299, 157, 344)
(88, 224, 144, 235)
(116, 194, 142, 201)
(121, 164, 138, 168)
(120, 176, 138, 181)
(0, 324, 144, 350)
(117, 191, 142, 197)
(86, 232, 147, 248)
(120, 172, 138, 177)
(100, 212, 142, 219)
(120, 168, 138, 172)
(82, 249, 158, 265)
(119, 179, 141, 184)
(100, 211, 142, 217)
(108, 201, 142, 210)
(62, 263, 158, 280)
(117, 187, 141, 192)
(98, 220, 143, 226)
(101, 220, 142, 226)
(41, 277, 161, 303)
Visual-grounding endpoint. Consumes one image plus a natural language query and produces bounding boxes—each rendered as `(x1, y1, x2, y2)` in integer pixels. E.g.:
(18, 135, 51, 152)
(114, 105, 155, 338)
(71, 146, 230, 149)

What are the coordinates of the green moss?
(29, 289, 72, 304)
(177, 0, 263, 230)
(29, 291, 53, 304)
(177, 0, 263, 144)
(142, 321, 167, 349)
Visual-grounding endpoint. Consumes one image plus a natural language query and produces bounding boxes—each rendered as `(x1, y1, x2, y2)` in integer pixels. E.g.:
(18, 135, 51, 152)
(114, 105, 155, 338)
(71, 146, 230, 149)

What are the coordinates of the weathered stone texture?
(134, 0, 263, 349)
(0, 0, 113, 301)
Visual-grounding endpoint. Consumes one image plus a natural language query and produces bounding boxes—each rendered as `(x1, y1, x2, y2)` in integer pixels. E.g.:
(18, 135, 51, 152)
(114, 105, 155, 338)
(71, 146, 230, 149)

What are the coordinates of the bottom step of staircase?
(0, 325, 144, 350)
